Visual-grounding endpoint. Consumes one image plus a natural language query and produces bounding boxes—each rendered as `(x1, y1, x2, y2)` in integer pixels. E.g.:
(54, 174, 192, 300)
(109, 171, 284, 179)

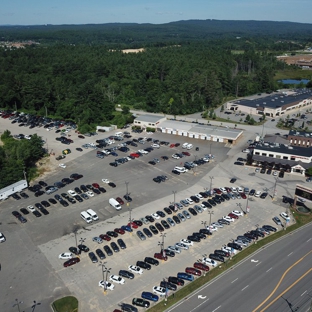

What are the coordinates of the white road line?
(266, 267, 272, 272)
(301, 290, 307, 296)
(287, 252, 293, 257)
(256, 261, 262, 266)
(212, 306, 221, 312)
(241, 285, 249, 291)
(307, 238, 311, 242)
(189, 298, 210, 312)
(231, 278, 238, 283)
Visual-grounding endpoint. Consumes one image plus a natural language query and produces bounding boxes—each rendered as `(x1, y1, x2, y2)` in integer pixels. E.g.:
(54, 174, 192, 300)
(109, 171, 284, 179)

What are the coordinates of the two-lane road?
(167, 223, 312, 312)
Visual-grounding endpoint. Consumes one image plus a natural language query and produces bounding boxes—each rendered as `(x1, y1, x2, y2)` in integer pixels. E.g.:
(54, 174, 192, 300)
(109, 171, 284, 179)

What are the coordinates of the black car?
(249, 189, 256, 196)
(190, 196, 200, 203)
(33, 210, 42, 217)
(120, 303, 138, 312)
(262, 225, 277, 232)
(160, 280, 177, 291)
(153, 177, 162, 183)
(168, 276, 185, 286)
(38, 180, 47, 187)
(145, 215, 155, 223)
(144, 257, 159, 266)
(155, 222, 164, 232)
(74, 195, 83, 202)
(149, 161, 156, 165)
(61, 193, 70, 200)
(110, 242, 120, 252)
(149, 225, 158, 235)
(80, 185, 88, 192)
(193, 232, 206, 239)
(39, 207, 49, 215)
(230, 178, 237, 183)
(227, 242, 242, 251)
(20, 208, 29, 215)
(199, 192, 208, 198)
(209, 253, 225, 262)
(78, 244, 90, 252)
(74, 187, 82, 194)
(98, 187, 106, 193)
(214, 249, 230, 257)
(124, 194, 132, 202)
(172, 215, 181, 224)
(260, 192, 268, 199)
(34, 190, 44, 197)
(41, 200, 50, 207)
(60, 200, 68, 207)
(164, 249, 175, 257)
(250, 230, 264, 238)
(187, 235, 201, 242)
(161, 220, 170, 229)
(199, 228, 212, 235)
(136, 260, 151, 270)
(164, 207, 172, 215)
(69, 247, 81, 255)
(35, 203, 44, 210)
(96, 248, 106, 260)
(103, 245, 113, 256)
(216, 195, 224, 202)
(67, 197, 76, 204)
(119, 270, 134, 279)
(188, 207, 197, 216)
(107, 231, 118, 238)
(88, 252, 98, 263)
(143, 228, 153, 238)
(117, 238, 126, 249)
(108, 182, 116, 188)
(208, 199, 216, 206)
(221, 194, 230, 201)
(133, 220, 143, 226)
(132, 298, 150, 308)
(234, 161, 244, 166)
(244, 232, 257, 240)
(156, 210, 166, 218)
(20, 192, 29, 199)
(93, 188, 101, 195)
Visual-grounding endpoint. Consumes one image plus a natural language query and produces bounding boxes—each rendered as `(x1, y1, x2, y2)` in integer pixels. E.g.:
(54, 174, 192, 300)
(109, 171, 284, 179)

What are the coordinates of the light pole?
(261, 104, 266, 139)
(125, 181, 130, 206)
(159, 233, 166, 257)
(172, 191, 177, 212)
(209, 176, 214, 197)
(201, 220, 207, 228)
(31, 300, 41, 312)
(207, 211, 214, 225)
(74, 230, 79, 255)
(13, 299, 23, 312)
(193, 155, 198, 175)
(104, 267, 111, 290)
(272, 177, 278, 200)
(99, 261, 107, 293)
(79, 237, 86, 253)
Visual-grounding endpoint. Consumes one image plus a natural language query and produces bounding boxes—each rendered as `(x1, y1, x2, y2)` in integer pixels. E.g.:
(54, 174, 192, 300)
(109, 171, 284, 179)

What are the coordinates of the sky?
(1, 0, 311, 26)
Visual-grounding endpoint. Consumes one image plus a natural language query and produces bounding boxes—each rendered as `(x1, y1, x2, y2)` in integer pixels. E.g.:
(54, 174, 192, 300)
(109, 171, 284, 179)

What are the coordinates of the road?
(166, 223, 312, 312)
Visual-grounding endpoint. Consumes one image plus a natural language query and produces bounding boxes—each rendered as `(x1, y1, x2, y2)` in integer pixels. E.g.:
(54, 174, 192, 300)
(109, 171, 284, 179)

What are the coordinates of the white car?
(255, 168, 260, 173)
(207, 225, 218, 232)
(151, 144, 160, 148)
(255, 191, 261, 197)
(0, 232, 6, 243)
(273, 171, 278, 176)
(211, 222, 223, 228)
(128, 265, 143, 274)
(280, 212, 290, 221)
(180, 239, 193, 246)
(200, 204, 207, 211)
(237, 187, 243, 193)
(167, 245, 181, 254)
(234, 240, 248, 247)
(195, 194, 203, 200)
(138, 149, 148, 154)
(175, 242, 189, 250)
(223, 216, 234, 222)
(221, 246, 232, 253)
(202, 257, 217, 267)
(109, 275, 125, 284)
(58, 252, 73, 260)
(219, 187, 227, 194)
(140, 217, 149, 225)
(67, 190, 77, 197)
(27, 205, 36, 212)
(172, 154, 180, 159)
(185, 198, 194, 205)
(231, 210, 244, 216)
(151, 213, 160, 220)
(153, 286, 166, 296)
(86, 191, 94, 197)
(231, 187, 237, 193)
(102, 179, 109, 183)
(174, 166, 187, 173)
(59, 163, 66, 169)
(98, 280, 115, 290)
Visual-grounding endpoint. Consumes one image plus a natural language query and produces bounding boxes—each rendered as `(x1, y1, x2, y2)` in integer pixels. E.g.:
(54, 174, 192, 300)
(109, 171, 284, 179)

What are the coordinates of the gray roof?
(252, 155, 311, 169)
(231, 89, 312, 110)
(134, 114, 165, 123)
(254, 142, 312, 158)
(288, 129, 312, 138)
(159, 120, 243, 139)
(0, 180, 27, 194)
(263, 134, 289, 145)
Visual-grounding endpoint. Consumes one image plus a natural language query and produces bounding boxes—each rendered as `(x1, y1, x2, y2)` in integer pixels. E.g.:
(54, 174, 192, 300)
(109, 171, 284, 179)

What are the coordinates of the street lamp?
(207, 211, 214, 225)
(209, 176, 214, 196)
(158, 233, 167, 256)
(272, 177, 278, 200)
(261, 103, 266, 138)
(125, 181, 130, 206)
(79, 237, 86, 253)
(104, 267, 111, 290)
(31, 300, 41, 312)
(99, 261, 107, 293)
(172, 191, 177, 212)
(13, 299, 23, 312)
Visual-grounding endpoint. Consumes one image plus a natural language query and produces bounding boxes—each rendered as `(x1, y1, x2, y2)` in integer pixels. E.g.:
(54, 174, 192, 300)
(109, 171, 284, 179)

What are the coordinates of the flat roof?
(252, 155, 311, 169)
(0, 180, 27, 194)
(230, 89, 312, 110)
(288, 129, 312, 138)
(159, 120, 243, 139)
(254, 142, 312, 158)
(134, 114, 165, 123)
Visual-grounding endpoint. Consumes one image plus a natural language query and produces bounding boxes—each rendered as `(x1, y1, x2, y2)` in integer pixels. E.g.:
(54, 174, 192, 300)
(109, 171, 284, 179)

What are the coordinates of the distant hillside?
(0, 20, 312, 46)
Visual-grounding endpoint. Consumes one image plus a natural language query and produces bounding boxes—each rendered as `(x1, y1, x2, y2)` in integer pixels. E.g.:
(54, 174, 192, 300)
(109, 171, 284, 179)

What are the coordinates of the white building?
(0, 180, 28, 201)
(133, 114, 167, 129)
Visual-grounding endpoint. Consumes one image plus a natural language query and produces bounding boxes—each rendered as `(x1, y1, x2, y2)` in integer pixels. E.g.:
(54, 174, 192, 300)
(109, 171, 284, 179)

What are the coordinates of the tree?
(220, 105, 224, 112)
(122, 106, 130, 115)
(302, 121, 305, 128)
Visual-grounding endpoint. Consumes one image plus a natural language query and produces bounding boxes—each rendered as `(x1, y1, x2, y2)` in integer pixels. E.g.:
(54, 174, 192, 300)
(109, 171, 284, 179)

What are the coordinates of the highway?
(166, 223, 312, 312)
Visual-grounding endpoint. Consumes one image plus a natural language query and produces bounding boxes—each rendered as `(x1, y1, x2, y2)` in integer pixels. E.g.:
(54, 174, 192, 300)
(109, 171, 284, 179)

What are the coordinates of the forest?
(0, 131, 45, 188)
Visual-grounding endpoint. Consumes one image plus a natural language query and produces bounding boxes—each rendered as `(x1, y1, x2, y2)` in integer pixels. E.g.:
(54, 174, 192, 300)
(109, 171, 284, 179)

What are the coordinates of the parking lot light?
(172, 191, 177, 212)
(31, 300, 41, 311)
(12, 298, 23, 312)
(99, 261, 107, 294)
(207, 211, 214, 226)
(209, 176, 214, 197)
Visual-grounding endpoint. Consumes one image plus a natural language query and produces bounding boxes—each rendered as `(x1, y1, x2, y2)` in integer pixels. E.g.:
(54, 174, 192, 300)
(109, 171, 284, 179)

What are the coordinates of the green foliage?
(0, 132, 44, 188)
(146, 127, 156, 132)
(306, 167, 312, 176)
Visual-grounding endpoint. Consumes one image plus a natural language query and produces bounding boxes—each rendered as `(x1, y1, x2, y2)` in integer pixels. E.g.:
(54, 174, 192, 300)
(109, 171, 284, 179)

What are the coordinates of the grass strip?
(52, 296, 78, 312)
(148, 208, 312, 312)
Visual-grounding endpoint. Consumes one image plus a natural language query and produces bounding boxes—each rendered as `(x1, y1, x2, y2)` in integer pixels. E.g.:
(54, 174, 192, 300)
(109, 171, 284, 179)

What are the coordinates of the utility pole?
(272, 177, 278, 200)
(99, 261, 107, 293)
(207, 211, 214, 225)
(172, 190, 177, 212)
(209, 176, 214, 196)
(13, 299, 23, 312)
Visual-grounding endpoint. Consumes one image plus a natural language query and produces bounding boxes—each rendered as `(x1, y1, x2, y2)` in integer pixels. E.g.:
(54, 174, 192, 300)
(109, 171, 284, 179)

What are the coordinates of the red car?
(170, 143, 175, 148)
(225, 187, 232, 193)
(92, 183, 100, 189)
(130, 153, 140, 158)
(63, 257, 80, 267)
(116, 197, 124, 205)
(114, 228, 125, 235)
(228, 213, 239, 219)
(213, 188, 222, 195)
(193, 262, 209, 271)
(128, 222, 138, 229)
(241, 193, 247, 199)
(182, 151, 190, 156)
(185, 267, 202, 276)
(154, 252, 168, 261)
(99, 234, 111, 241)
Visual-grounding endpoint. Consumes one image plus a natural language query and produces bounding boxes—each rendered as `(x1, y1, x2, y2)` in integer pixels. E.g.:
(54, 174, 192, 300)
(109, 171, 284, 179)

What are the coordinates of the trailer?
(0, 180, 28, 201)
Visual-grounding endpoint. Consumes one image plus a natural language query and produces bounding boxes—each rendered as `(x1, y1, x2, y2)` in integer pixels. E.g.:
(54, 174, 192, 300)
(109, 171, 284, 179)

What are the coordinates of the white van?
(109, 198, 122, 210)
(80, 211, 93, 223)
(186, 144, 193, 150)
(86, 209, 99, 221)
(182, 143, 189, 149)
(115, 132, 124, 137)
(174, 166, 187, 173)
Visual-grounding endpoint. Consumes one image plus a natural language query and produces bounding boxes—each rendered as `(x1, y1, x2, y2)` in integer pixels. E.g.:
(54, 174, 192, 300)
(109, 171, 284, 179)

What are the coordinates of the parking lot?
(0, 117, 310, 312)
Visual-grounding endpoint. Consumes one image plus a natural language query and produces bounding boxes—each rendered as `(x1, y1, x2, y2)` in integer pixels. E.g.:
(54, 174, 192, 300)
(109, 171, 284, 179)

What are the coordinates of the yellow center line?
(260, 268, 312, 312)
(252, 249, 312, 312)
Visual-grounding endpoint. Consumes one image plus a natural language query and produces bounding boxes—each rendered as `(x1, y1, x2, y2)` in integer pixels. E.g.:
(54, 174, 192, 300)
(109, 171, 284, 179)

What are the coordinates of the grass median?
(148, 207, 312, 312)
(52, 296, 78, 312)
